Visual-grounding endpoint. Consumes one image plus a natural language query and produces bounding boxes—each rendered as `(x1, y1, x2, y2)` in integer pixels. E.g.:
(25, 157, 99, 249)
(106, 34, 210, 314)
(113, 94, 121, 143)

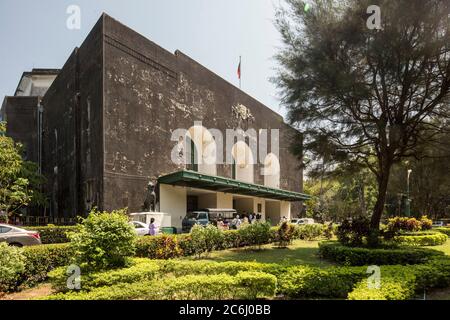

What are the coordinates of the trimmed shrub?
(276, 222, 296, 247)
(49, 258, 159, 292)
(24, 225, 77, 244)
(0, 242, 25, 292)
(336, 217, 370, 246)
(386, 216, 433, 233)
(434, 227, 450, 236)
(20, 243, 73, 288)
(295, 224, 325, 241)
(278, 265, 366, 298)
(395, 232, 447, 246)
(135, 234, 183, 259)
(156, 259, 286, 278)
(318, 242, 443, 266)
(189, 224, 224, 258)
(348, 276, 415, 300)
(237, 222, 271, 249)
(43, 272, 277, 300)
(69, 209, 137, 270)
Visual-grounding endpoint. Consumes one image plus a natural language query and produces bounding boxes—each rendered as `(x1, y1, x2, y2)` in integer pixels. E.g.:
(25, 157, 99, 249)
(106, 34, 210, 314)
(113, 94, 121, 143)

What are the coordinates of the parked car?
(182, 208, 237, 233)
(129, 221, 151, 236)
(0, 224, 41, 246)
(290, 218, 315, 225)
(432, 221, 446, 228)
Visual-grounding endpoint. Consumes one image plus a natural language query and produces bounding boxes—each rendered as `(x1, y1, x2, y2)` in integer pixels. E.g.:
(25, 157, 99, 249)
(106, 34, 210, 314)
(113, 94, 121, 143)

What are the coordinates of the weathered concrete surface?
(41, 13, 303, 218)
(1, 96, 40, 163)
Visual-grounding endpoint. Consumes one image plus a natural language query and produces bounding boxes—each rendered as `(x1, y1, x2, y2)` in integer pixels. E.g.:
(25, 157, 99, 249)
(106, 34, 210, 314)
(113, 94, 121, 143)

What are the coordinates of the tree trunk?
(370, 165, 391, 230)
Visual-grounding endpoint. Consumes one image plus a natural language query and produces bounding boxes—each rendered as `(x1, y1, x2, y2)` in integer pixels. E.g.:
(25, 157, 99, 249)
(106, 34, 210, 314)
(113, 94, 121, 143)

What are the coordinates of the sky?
(0, 0, 287, 118)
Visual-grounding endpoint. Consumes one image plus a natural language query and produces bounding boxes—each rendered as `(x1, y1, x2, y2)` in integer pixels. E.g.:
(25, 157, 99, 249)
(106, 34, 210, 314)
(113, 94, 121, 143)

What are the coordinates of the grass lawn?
(429, 239, 450, 256)
(185, 240, 334, 267)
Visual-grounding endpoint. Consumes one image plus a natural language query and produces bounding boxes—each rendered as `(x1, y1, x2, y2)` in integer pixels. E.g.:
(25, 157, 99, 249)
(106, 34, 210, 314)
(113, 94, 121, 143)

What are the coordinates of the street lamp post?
(405, 169, 412, 217)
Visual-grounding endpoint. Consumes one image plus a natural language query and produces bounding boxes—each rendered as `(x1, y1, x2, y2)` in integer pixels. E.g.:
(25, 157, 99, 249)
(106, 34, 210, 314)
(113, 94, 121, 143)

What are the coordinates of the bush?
(395, 232, 447, 246)
(0, 243, 25, 292)
(278, 265, 366, 298)
(336, 217, 370, 246)
(189, 224, 224, 258)
(156, 259, 286, 278)
(295, 224, 325, 241)
(318, 242, 443, 266)
(386, 216, 433, 233)
(20, 243, 73, 288)
(69, 209, 137, 271)
(25, 225, 77, 244)
(348, 276, 415, 300)
(420, 216, 433, 230)
(237, 222, 271, 249)
(43, 272, 277, 300)
(135, 234, 183, 259)
(49, 258, 159, 292)
(434, 227, 450, 236)
(276, 222, 296, 247)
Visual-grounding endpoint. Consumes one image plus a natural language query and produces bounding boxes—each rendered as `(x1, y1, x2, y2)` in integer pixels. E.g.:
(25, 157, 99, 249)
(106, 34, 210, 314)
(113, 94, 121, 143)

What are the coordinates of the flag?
(237, 57, 241, 80)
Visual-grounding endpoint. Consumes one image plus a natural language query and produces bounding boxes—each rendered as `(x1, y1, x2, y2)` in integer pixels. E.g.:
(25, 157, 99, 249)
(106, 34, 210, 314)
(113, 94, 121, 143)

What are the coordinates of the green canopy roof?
(158, 170, 310, 202)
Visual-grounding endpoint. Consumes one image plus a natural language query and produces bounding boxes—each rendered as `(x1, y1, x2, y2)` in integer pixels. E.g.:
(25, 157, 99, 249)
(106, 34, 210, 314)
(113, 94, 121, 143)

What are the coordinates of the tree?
(274, 0, 450, 232)
(0, 122, 46, 219)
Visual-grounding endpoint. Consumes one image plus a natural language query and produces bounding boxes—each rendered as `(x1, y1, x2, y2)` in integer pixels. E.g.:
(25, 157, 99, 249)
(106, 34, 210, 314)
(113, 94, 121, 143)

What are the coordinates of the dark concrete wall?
(101, 15, 303, 214)
(42, 16, 104, 218)
(1, 96, 40, 162)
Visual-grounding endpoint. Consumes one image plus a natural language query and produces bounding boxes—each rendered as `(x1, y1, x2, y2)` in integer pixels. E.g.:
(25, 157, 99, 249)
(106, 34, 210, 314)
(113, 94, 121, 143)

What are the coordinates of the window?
(133, 222, 144, 229)
(197, 212, 208, 220)
(257, 203, 262, 213)
(0, 226, 12, 233)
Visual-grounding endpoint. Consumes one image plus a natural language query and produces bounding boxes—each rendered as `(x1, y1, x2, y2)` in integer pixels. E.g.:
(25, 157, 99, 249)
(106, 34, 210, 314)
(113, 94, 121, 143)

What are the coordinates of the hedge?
(49, 258, 159, 292)
(395, 232, 447, 246)
(348, 258, 450, 300)
(434, 227, 450, 236)
(43, 272, 277, 300)
(24, 226, 77, 244)
(278, 265, 366, 298)
(318, 242, 443, 266)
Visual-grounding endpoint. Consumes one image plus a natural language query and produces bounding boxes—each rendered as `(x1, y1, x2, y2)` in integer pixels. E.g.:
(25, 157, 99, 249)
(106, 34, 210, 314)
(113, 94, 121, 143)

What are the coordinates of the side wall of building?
(1, 96, 40, 163)
(42, 17, 104, 218)
(101, 15, 303, 214)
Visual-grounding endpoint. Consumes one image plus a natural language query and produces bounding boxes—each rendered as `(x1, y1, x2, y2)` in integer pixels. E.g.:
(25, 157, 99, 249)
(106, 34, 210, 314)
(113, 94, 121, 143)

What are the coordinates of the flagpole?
(239, 55, 241, 89)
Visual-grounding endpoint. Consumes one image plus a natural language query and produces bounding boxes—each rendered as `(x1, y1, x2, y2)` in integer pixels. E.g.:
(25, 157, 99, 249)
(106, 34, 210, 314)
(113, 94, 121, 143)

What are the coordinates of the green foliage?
(318, 242, 442, 266)
(68, 209, 136, 270)
(295, 224, 325, 240)
(387, 216, 423, 233)
(278, 265, 366, 298)
(156, 259, 286, 278)
(43, 271, 277, 300)
(395, 232, 447, 246)
(276, 222, 296, 247)
(0, 242, 25, 292)
(434, 227, 450, 236)
(0, 121, 46, 217)
(20, 243, 73, 288)
(189, 224, 224, 258)
(237, 222, 272, 249)
(24, 225, 77, 244)
(336, 217, 371, 246)
(348, 277, 415, 300)
(49, 258, 159, 293)
(135, 234, 183, 259)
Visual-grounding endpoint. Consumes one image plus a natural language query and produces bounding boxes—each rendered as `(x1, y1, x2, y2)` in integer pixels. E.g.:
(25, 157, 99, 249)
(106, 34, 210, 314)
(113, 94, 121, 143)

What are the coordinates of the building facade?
(2, 14, 308, 228)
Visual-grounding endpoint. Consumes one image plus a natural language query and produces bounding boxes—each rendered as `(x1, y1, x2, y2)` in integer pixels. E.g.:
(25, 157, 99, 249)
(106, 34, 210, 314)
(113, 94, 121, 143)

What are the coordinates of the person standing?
(148, 217, 157, 236)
